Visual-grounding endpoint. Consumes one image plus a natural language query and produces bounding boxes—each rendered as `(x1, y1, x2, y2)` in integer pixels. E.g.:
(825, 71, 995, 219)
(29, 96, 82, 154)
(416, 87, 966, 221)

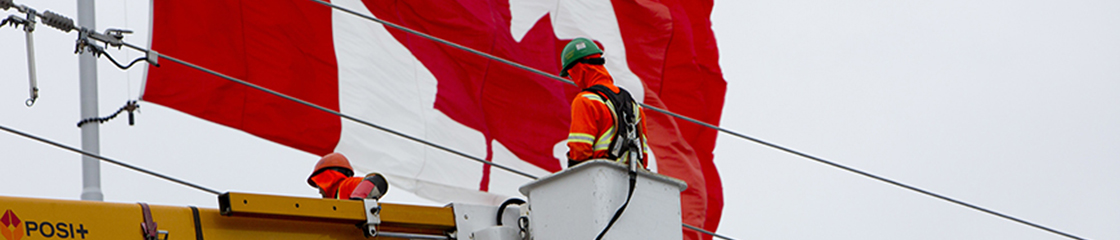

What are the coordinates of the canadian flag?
(143, 0, 725, 238)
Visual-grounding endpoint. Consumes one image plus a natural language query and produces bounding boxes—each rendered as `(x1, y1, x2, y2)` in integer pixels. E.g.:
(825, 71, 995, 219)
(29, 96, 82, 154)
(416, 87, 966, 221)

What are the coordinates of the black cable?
(1, 3, 1054, 238)
(76, 100, 138, 127)
(91, 46, 156, 69)
(2, 3, 1084, 239)
(0, 123, 222, 195)
(103, 52, 152, 69)
(9, 4, 748, 239)
(683, 223, 734, 240)
(595, 170, 636, 240)
(496, 198, 526, 226)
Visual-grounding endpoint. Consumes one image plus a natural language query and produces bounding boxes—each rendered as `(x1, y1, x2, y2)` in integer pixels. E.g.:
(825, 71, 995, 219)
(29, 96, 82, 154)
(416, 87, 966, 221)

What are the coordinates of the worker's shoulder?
(575, 91, 606, 103)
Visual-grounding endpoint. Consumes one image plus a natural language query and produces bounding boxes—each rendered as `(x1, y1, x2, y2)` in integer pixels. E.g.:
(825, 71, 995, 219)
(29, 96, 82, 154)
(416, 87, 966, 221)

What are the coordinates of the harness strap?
(582, 85, 642, 163)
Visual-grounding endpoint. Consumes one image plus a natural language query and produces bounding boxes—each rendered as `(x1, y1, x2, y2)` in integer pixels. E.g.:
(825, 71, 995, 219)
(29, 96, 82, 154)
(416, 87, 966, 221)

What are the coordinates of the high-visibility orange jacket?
(566, 59, 649, 166)
(311, 170, 364, 199)
(332, 177, 363, 199)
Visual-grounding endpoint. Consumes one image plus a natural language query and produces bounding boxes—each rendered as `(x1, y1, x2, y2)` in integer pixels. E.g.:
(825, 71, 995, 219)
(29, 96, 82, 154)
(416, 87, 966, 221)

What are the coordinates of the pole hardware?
(1, 3, 39, 107)
(76, 100, 140, 127)
(38, 10, 74, 32)
(2, 1, 157, 70)
(0, 0, 13, 11)
(22, 8, 36, 107)
(70, 27, 158, 69)
(2, 1, 153, 107)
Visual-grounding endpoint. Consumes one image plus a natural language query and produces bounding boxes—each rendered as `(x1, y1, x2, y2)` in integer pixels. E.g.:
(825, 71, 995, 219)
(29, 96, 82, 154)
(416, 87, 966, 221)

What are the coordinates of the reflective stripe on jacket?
(567, 64, 648, 165)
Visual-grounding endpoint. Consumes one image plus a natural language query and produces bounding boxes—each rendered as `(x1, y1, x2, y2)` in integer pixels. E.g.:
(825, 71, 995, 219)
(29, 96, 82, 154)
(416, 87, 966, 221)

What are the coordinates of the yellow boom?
(0, 193, 455, 240)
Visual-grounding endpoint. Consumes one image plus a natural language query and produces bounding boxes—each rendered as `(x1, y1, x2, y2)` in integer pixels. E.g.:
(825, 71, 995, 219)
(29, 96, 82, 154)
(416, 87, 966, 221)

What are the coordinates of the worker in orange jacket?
(307, 152, 389, 200)
(560, 38, 649, 168)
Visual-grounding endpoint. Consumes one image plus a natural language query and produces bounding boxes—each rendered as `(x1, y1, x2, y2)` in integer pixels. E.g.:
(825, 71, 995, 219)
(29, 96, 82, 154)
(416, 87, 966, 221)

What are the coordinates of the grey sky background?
(0, 0, 1117, 240)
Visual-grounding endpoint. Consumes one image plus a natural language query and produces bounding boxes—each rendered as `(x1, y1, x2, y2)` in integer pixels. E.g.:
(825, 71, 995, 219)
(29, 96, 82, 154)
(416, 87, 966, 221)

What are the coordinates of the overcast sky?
(1, 0, 1117, 240)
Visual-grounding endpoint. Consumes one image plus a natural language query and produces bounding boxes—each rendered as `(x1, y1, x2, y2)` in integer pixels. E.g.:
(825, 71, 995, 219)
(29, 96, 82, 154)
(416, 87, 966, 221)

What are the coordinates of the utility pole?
(77, 0, 101, 201)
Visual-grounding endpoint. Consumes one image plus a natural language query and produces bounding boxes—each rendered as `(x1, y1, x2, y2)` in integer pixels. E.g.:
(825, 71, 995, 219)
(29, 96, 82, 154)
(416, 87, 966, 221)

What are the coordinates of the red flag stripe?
(612, 0, 726, 238)
(146, 0, 341, 155)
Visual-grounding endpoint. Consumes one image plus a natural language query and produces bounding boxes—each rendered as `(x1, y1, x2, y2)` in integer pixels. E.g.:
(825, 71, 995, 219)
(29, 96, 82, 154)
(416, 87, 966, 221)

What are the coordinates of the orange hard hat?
(307, 152, 354, 187)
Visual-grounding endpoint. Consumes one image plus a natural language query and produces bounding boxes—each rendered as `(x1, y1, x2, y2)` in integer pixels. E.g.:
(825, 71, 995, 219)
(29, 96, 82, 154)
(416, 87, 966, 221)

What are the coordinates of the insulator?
(41, 10, 75, 32)
(0, 0, 14, 11)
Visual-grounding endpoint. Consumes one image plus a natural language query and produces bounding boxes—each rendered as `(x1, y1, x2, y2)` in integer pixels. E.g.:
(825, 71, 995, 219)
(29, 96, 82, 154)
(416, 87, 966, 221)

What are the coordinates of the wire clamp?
(100, 28, 131, 49)
(69, 27, 156, 69)
(146, 49, 159, 67)
(124, 100, 139, 125)
(74, 30, 99, 55)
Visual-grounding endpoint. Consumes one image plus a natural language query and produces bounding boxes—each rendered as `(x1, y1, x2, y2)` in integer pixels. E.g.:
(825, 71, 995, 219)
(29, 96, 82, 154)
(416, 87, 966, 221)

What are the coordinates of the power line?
(0, 123, 221, 195)
(136, 40, 729, 239)
(684, 223, 734, 240)
(118, 43, 737, 240)
(118, 41, 540, 181)
(308, 0, 575, 86)
(0, 118, 722, 239)
(4, 2, 1078, 239)
(121, 3, 731, 236)
(310, 1, 1083, 239)
(142, 42, 727, 239)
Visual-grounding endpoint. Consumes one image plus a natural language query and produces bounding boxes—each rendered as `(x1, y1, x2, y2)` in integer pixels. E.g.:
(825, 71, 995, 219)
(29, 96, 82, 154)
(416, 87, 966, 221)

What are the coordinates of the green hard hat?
(560, 38, 603, 77)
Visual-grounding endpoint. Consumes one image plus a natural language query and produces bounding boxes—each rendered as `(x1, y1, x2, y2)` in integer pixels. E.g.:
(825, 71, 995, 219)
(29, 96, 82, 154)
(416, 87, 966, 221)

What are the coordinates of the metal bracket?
(74, 29, 99, 55)
(362, 199, 381, 237)
(100, 28, 130, 49)
(72, 28, 131, 53)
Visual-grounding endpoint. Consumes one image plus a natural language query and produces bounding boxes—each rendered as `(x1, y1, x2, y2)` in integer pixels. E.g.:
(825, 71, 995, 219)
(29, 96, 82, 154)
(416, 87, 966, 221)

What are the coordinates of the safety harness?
(582, 84, 644, 166)
(583, 84, 646, 240)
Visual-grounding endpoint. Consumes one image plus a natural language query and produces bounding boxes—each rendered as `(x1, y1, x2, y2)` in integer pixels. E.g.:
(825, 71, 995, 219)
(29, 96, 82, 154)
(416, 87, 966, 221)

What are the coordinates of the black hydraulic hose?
(496, 198, 526, 226)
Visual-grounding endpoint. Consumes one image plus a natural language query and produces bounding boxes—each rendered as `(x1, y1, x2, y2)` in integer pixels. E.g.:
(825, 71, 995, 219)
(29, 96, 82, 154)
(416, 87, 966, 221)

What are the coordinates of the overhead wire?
(683, 224, 734, 240)
(0, 123, 221, 195)
(3, 0, 543, 203)
(124, 39, 739, 238)
(1, 2, 1080, 239)
(117, 42, 540, 181)
(308, 1, 1083, 240)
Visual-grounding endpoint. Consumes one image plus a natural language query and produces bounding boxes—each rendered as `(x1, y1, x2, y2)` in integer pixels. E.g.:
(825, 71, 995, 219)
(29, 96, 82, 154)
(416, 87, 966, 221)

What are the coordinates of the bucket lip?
(518, 159, 688, 195)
